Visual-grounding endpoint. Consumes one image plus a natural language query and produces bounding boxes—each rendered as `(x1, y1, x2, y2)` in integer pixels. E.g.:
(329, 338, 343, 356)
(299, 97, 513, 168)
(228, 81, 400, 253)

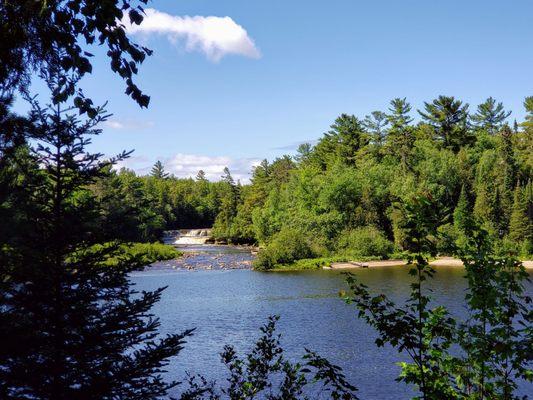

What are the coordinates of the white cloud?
(104, 120, 125, 129)
(166, 153, 260, 182)
(103, 119, 155, 131)
(114, 153, 261, 183)
(113, 155, 152, 174)
(126, 8, 261, 62)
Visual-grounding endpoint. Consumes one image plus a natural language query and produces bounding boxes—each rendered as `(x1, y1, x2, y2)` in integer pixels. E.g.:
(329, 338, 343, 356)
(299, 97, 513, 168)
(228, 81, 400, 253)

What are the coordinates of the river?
(131, 244, 533, 399)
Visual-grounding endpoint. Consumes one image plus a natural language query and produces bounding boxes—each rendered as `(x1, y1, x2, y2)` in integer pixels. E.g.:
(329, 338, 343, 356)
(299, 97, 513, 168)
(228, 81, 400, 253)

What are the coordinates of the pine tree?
(196, 169, 207, 181)
(363, 111, 389, 147)
(295, 142, 312, 164)
(151, 160, 169, 179)
(492, 186, 507, 238)
(213, 167, 240, 240)
(387, 97, 414, 128)
(419, 95, 471, 152)
(0, 77, 191, 399)
(221, 166, 235, 186)
(386, 98, 414, 171)
(499, 125, 517, 190)
(526, 180, 533, 245)
(508, 185, 529, 243)
(332, 114, 368, 166)
(250, 160, 271, 204)
(522, 96, 533, 131)
(454, 185, 472, 231)
(471, 97, 511, 134)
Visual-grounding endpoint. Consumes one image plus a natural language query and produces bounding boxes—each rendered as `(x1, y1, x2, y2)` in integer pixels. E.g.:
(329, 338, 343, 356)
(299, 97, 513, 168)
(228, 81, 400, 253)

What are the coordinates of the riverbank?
(327, 257, 533, 269)
(268, 256, 533, 271)
(102, 242, 182, 267)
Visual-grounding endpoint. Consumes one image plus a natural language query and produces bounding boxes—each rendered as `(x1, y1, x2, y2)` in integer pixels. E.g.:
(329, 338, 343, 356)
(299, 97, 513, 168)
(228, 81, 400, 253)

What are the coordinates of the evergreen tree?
(151, 160, 169, 179)
(387, 97, 414, 128)
(196, 169, 207, 182)
(295, 142, 312, 164)
(471, 97, 511, 134)
(250, 160, 271, 204)
(492, 186, 507, 237)
(526, 180, 533, 246)
(508, 185, 529, 243)
(269, 155, 295, 184)
(92, 167, 164, 242)
(454, 185, 472, 232)
(335, 114, 369, 165)
(309, 132, 337, 170)
(419, 95, 471, 152)
(499, 125, 517, 189)
(522, 96, 533, 131)
(213, 168, 240, 240)
(0, 79, 190, 399)
(517, 98, 533, 185)
(363, 110, 388, 147)
(386, 98, 414, 171)
(311, 114, 368, 168)
(221, 166, 235, 186)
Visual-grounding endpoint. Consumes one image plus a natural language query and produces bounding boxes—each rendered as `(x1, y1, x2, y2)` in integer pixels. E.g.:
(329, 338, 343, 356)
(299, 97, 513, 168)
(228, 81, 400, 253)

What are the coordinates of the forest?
(1, 1, 532, 400)
(94, 96, 533, 269)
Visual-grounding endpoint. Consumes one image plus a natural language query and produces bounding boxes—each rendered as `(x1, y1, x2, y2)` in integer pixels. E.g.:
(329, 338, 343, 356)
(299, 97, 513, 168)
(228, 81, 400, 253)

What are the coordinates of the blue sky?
(29, 1, 533, 180)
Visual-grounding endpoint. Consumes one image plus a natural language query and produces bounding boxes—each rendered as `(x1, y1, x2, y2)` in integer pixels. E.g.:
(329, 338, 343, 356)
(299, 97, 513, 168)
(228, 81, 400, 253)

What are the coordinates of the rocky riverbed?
(147, 243, 255, 272)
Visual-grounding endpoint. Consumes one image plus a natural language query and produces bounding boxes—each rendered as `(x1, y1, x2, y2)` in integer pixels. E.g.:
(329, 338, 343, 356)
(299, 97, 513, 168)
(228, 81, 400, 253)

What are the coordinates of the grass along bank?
(99, 242, 183, 267)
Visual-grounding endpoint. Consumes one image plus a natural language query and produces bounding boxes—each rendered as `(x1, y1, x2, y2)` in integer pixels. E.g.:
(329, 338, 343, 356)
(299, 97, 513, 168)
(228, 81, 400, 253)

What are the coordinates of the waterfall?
(174, 229, 212, 245)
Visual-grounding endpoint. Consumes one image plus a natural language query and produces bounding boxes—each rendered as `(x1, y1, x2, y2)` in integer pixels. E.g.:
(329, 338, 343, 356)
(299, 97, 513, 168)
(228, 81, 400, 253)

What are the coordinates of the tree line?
(221, 97, 532, 268)
(1, 1, 531, 399)
(117, 96, 532, 268)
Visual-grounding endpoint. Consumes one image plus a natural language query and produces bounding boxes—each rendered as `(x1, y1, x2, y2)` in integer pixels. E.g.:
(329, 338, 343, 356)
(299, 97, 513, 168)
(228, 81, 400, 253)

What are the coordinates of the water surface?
(132, 245, 532, 399)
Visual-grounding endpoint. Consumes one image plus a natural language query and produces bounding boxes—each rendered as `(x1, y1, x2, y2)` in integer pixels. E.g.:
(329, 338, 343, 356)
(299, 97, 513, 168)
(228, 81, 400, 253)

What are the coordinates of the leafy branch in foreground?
(177, 316, 359, 400)
(345, 194, 458, 400)
(1, 0, 153, 108)
(454, 225, 532, 399)
(344, 194, 532, 400)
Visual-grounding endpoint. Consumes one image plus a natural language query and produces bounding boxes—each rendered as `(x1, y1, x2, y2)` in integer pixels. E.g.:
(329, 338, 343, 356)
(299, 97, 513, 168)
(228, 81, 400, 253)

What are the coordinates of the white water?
(174, 229, 212, 245)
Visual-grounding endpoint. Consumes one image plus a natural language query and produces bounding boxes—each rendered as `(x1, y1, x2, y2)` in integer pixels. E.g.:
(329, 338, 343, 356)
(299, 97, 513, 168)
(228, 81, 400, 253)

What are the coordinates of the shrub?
(94, 242, 182, 267)
(123, 242, 182, 263)
(336, 226, 394, 259)
(254, 227, 318, 270)
(178, 316, 359, 399)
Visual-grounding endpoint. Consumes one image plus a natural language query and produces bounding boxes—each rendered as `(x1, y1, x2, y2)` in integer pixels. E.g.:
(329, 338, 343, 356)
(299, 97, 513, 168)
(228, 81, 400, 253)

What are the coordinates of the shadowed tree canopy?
(0, 0, 152, 108)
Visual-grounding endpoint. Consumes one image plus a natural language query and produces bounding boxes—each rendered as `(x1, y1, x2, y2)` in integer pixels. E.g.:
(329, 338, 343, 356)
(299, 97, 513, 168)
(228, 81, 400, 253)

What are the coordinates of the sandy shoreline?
(327, 257, 533, 270)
